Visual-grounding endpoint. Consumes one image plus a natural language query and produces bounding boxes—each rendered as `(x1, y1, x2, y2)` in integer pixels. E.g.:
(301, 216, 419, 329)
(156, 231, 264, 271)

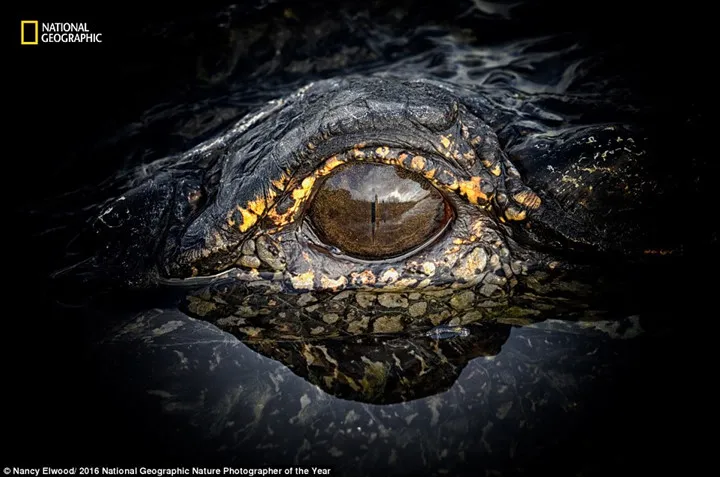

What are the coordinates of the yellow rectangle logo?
(21, 20, 39, 45)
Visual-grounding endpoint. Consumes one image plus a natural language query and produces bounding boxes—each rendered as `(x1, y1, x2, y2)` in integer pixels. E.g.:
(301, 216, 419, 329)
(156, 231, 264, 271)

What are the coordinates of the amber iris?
(307, 163, 453, 259)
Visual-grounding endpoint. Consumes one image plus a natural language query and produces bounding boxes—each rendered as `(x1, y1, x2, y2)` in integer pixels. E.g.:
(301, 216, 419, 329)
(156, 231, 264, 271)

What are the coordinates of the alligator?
(28, 0, 711, 408)
(20, 1, 710, 473)
(53, 67, 703, 403)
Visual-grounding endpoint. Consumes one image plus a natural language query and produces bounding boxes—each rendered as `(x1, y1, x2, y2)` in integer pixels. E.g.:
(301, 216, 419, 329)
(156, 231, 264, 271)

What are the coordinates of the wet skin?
(61, 73, 696, 402)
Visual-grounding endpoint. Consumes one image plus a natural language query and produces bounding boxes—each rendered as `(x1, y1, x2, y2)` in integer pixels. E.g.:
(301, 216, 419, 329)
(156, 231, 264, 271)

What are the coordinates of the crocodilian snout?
(51, 166, 208, 290)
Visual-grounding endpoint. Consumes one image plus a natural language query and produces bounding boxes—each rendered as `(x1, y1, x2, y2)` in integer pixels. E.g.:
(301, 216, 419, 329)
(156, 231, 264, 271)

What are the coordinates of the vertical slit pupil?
(371, 193, 377, 243)
(308, 162, 453, 260)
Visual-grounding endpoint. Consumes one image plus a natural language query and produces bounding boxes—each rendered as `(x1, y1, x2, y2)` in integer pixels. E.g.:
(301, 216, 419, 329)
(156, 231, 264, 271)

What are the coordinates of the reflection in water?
(244, 322, 511, 404)
(89, 308, 652, 475)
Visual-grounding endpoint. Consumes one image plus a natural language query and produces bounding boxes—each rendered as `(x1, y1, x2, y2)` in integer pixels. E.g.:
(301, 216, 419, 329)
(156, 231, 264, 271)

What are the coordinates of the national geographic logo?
(20, 21, 102, 45)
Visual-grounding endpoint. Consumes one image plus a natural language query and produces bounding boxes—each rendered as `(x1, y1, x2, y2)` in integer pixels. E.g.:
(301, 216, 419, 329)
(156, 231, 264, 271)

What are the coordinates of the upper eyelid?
(214, 82, 470, 215)
(201, 85, 539, 237)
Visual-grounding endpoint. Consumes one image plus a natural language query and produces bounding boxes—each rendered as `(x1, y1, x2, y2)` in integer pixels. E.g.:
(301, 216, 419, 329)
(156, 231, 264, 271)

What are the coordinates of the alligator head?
(50, 68, 703, 404)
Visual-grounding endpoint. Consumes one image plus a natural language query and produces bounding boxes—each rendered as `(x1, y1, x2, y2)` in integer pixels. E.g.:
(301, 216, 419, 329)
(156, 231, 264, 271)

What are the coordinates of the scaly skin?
(69, 76, 683, 402)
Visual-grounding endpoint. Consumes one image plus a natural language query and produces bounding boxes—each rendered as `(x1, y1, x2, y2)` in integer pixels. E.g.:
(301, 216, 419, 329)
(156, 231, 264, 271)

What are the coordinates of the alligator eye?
(307, 162, 454, 260)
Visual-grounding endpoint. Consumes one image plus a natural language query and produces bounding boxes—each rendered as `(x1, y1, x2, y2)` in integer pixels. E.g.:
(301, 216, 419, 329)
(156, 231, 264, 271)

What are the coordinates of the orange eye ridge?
(306, 162, 454, 260)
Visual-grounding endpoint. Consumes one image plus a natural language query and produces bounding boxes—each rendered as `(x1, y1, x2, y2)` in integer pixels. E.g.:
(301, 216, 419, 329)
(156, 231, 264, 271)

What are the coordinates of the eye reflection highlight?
(307, 163, 453, 260)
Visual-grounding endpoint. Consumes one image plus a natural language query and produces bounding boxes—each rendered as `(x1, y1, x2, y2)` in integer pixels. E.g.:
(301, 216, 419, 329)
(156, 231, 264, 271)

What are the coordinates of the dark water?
(9, 1, 712, 475)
